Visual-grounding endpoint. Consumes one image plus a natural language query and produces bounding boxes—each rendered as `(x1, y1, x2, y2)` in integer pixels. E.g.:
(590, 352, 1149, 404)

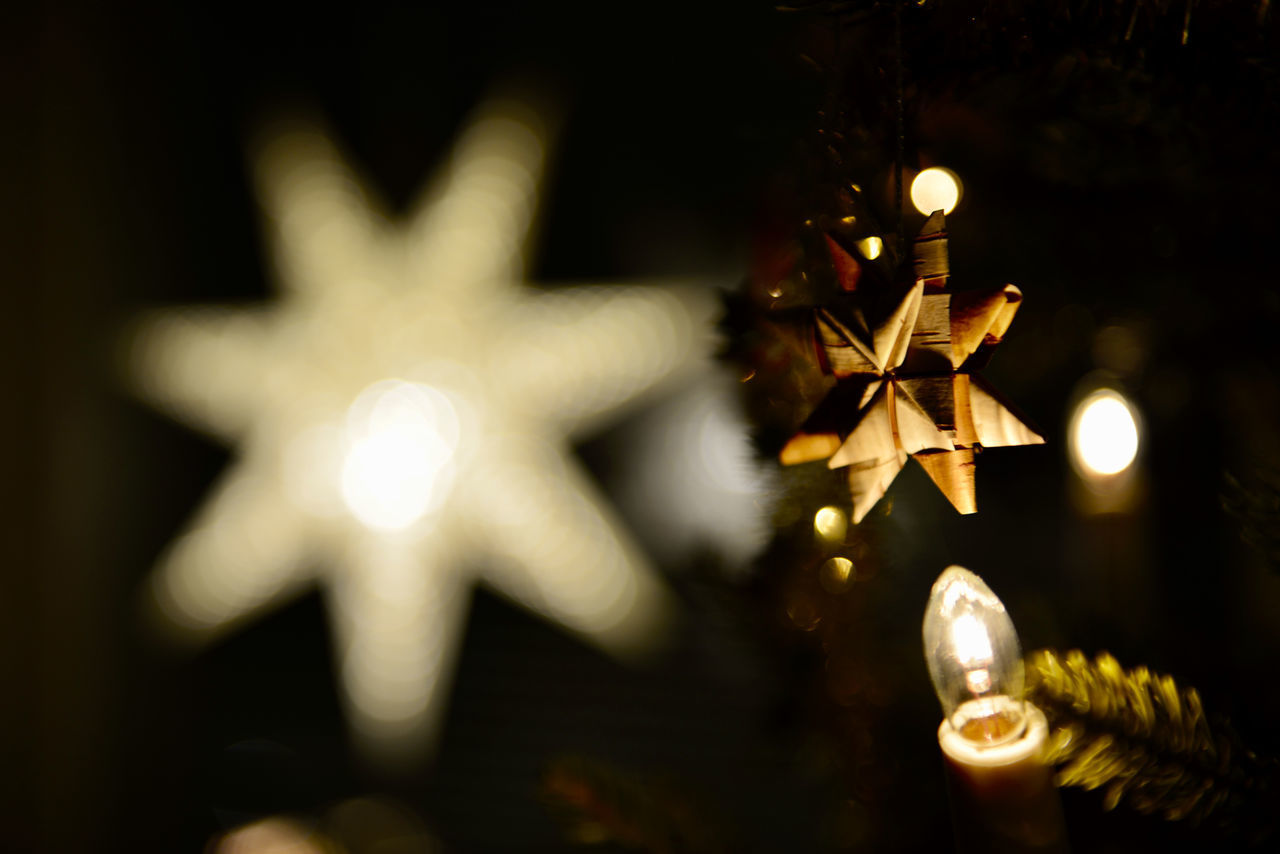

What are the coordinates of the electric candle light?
(1069, 388, 1140, 480)
(910, 167, 963, 215)
(923, 567, 1067, 853)
(1065, 383, 1144, 516)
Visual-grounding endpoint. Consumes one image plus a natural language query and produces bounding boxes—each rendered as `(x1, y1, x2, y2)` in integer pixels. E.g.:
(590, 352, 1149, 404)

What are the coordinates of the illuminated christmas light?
(923, 566, 1025, 747)
(910, 167, 963, 216)
(128, 96, 715, 760)
(924, 569, 1065, 846)
(1069, 389, 1140, 477)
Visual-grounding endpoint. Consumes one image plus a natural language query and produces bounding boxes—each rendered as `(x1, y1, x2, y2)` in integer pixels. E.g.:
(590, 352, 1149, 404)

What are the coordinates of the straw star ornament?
(780, 212, 1043, 522)
(128, 97, 713, 760)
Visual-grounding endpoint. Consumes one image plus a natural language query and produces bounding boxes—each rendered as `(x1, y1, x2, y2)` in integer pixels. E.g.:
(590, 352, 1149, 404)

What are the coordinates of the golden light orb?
(1069, 389, 1140, 477)
(813, 505, 848, 544)
(910, 167, 963, 215)
(820, 556, 855, 593)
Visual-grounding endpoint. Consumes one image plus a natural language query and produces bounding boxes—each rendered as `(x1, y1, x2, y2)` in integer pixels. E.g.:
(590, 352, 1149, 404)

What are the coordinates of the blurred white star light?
(128, 96, 715, 760)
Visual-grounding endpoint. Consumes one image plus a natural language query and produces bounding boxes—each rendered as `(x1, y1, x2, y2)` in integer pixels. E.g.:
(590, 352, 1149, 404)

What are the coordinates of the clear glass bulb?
(922, 566, 1026, 747)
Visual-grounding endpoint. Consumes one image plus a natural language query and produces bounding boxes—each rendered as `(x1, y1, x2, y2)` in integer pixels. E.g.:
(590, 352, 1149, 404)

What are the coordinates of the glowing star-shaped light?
(128, 97, 714, 761)
(780, 212, 1043, 522)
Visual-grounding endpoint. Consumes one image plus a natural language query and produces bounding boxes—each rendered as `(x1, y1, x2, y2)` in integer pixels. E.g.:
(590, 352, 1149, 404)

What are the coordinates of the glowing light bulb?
(922, 566, 1025, 747)
(910, 167, 962, 215)
(1069, 389, 1140, 477)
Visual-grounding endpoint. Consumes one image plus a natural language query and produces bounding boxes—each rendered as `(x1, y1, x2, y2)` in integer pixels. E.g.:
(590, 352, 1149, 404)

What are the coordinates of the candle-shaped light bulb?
(923, 566, 1025, 748)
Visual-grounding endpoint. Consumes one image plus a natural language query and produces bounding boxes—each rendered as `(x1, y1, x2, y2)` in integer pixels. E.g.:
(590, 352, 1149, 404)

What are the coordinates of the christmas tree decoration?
(923, 567, 1067, 854)
(24, 0, 1280, 847)
(1026, 649, 1279, 839)
(780, 212, 1043, 522)
(127, 96, 716, 760)
(924, 567, 1027, 746)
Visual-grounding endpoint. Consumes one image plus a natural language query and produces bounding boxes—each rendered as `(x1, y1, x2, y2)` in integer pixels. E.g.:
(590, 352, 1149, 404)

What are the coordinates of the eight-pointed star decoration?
(126, 95, 716, 762)
(779, 212, 1043, 522)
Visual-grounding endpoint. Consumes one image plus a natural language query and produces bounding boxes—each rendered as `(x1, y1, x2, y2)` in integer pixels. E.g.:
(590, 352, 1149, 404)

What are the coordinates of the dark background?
(11, 1, 1280, 851)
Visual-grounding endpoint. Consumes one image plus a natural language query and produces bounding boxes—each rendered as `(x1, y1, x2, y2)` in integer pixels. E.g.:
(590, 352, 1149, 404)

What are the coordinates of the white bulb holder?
(938, 700, 1047, 768)
(923, 566, 1026, 747)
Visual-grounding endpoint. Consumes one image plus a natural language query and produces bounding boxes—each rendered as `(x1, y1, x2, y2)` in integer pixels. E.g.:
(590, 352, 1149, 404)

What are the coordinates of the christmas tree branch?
(1026, 649, 1278, 842)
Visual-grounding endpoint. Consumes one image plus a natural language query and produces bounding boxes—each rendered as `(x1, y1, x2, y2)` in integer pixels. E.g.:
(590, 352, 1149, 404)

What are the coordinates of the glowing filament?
(965, 667, 992, 695)
(951, 613, 994, 669)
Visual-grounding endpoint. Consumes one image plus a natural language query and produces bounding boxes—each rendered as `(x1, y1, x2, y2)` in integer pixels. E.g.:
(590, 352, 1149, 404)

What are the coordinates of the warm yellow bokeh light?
(129, 97, 715, 762)
(813, 505, 848, 544)
(1070, 389, 1140, 477)
(820, 556, 855, 593)
(212, 819, 327, 854)
(910, 167, 962, 215)
(856, 236, 883, 261)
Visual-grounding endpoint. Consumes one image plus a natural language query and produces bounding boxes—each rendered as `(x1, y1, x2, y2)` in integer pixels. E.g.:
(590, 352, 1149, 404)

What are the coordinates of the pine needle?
(1026, 649, 1278, 842)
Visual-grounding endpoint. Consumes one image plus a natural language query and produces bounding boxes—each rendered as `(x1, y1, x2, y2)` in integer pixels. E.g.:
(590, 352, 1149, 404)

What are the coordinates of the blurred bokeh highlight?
(126, 97, 719, 761)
